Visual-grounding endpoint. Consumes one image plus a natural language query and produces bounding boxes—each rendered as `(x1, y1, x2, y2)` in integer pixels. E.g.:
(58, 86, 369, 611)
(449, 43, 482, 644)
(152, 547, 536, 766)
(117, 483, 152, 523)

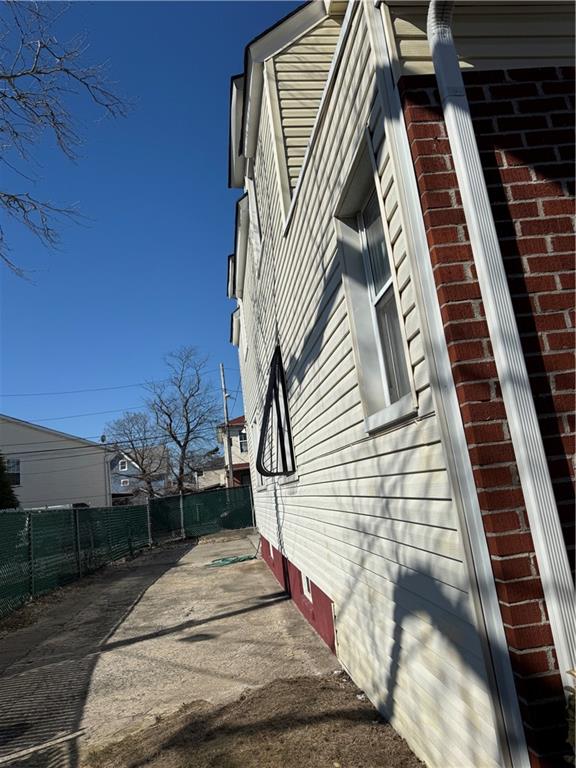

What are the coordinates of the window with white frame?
(120, 478, 130, 487)
(301, 573, 313, 602)
(358, 190, 411, 407)
(5, 458, 20, 486)
(118, 459, 128, 471)
(336, 137, 416, 433)
(239, 429, 248, 453)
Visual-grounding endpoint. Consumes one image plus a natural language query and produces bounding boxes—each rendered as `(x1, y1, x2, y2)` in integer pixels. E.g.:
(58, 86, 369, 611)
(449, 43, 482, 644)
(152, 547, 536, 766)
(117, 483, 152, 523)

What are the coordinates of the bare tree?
(0, 1, 127, 275)
(146, 348, 220, 494)
(105, 412, 166, 500)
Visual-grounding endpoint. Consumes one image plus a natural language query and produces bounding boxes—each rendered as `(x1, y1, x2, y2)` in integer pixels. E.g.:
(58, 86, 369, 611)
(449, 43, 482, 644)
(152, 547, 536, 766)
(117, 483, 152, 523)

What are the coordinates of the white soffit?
(230, 76, 246, 189)
(231, 308, 241, 347)
(234, 195, 249, 300)
(227, 254, 235, 299)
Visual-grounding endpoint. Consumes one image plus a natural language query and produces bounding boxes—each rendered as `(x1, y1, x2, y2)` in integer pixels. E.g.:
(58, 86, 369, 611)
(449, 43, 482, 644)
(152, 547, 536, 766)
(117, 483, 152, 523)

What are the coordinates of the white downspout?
(427, 0, 575, 687)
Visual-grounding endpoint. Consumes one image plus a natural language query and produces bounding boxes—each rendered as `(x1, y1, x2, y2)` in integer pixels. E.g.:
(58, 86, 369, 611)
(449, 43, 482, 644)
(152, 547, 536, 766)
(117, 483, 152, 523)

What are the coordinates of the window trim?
(120, 478, 130, 488)
(335, 129, 417, 434)
(118, 459, 128, 472)
(239, 429, 248, 453)
(301, 573, 313, 602)
(6, 457, 21, 487)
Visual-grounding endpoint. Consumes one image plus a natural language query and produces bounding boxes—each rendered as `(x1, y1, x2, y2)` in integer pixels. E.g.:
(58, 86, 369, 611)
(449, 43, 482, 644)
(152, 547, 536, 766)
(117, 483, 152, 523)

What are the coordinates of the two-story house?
(226, 2, 575, 767)
(0, 414, 111, 509)
(109, 446, 169, 504)
(217, 415, 251, 486)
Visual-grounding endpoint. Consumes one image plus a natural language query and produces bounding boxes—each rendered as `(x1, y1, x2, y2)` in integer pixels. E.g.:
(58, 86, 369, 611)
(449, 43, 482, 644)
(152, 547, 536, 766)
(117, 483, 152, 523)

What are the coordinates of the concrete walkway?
(0, 532, 335, 767)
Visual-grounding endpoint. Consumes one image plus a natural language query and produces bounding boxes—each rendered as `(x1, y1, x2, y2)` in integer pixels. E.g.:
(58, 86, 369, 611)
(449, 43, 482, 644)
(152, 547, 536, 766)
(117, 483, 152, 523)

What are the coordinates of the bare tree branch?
(105, 412, 167, 500)
(0, 1, 128, 274)
(146, 348, 220, 494)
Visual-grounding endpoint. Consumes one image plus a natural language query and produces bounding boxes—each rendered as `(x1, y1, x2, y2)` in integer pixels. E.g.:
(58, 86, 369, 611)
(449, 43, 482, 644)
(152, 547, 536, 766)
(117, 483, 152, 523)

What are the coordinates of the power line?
(2, 427, 219, 457)
(0, 367, 240, 398)
(1, 382, 163, 398)
(33, 406, 144, 423)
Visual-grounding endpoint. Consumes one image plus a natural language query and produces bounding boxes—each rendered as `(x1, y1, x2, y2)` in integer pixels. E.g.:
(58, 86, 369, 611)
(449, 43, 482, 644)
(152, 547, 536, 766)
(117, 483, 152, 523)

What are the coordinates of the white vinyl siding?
(0, 417, 110, 509)
(238, 5, 502, 766)
(383, 2, 575, 78)
(272, 16, 343, 192)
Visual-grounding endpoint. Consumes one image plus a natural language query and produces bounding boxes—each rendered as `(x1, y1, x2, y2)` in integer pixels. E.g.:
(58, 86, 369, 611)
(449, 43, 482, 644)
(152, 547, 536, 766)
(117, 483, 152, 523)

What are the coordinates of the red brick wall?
(399, 66, 574, 766)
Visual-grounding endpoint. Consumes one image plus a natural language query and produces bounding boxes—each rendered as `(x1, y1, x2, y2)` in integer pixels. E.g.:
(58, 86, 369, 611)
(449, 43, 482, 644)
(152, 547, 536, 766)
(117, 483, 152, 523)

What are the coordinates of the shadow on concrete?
(0, 542, 195, 768)
(100, 594, 289, 654)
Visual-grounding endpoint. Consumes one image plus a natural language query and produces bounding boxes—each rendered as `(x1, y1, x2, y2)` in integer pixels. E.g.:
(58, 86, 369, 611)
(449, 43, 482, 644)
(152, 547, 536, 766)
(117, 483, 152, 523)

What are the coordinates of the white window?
(301, 573, 313, 602)
(359, 191, 411, 407)
(118, 459, 128, 471)
(336, 139, 416, 434)
(120, 478, 130, 487)
(5, 458, 20, 486)
(239, 429, 248, 453)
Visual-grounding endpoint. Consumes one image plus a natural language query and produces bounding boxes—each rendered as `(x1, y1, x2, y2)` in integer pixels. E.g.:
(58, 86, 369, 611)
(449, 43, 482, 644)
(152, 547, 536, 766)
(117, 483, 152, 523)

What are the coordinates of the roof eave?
(239, 1, 328, 160)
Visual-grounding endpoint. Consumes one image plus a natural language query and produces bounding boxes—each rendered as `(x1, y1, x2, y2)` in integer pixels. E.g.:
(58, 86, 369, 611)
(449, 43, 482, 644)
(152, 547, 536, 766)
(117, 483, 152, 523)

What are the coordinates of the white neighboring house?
(217, 415, 251, 487)
(0, 414, 111, 509)
(191, 455, 227, 491)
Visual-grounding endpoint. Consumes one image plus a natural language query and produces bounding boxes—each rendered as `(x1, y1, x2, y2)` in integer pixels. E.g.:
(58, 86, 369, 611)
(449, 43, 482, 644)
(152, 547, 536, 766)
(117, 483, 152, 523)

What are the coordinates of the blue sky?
(0, 1, 299, 442)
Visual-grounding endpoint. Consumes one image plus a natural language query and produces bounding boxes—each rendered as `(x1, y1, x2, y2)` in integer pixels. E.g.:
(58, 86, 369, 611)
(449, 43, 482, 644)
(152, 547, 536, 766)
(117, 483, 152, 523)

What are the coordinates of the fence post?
(146, 497, 153, 547)
(74, 508, 82, 577)
(28, 512, 35, 598)
(248, 484, 256, 529)
(179, 492, 185, 540)
(106, 508, 112, 557)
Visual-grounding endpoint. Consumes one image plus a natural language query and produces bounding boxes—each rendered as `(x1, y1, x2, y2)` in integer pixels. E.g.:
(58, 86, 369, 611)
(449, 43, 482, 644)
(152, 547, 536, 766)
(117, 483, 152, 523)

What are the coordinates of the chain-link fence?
(0, 485, 253, 619)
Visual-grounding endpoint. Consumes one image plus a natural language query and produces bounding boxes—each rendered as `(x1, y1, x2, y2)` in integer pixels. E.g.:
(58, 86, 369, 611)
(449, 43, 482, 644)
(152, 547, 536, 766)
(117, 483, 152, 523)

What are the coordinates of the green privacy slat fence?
(0, 486, 253, 619)
(0, 511, 30, 618)
(183, 485, 253, 537)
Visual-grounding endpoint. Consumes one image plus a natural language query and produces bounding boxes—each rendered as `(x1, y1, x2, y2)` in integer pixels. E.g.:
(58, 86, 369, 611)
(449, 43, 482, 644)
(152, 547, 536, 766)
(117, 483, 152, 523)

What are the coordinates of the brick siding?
(400, 66, 575, 767)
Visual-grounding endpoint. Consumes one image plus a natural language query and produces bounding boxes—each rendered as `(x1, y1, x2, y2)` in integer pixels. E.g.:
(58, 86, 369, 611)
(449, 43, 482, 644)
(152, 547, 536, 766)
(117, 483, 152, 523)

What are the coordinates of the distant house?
(217, 415, 251, 486)
(0, 414, 111, 509)
(226, 3, 574, 768)
(191, 455, 227, 491)
(109, 447, 169, 505)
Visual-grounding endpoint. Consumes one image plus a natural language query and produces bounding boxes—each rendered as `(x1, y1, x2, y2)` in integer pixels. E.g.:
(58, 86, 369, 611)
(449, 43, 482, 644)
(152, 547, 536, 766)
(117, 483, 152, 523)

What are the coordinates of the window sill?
(364, 393, 418, 435)
(255, 472, 299, 492)
(278, 472, 299, 487)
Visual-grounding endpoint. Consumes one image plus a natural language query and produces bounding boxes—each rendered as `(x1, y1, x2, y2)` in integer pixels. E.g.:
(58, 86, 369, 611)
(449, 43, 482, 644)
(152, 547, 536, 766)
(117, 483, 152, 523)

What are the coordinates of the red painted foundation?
(260, 536, 335, 653)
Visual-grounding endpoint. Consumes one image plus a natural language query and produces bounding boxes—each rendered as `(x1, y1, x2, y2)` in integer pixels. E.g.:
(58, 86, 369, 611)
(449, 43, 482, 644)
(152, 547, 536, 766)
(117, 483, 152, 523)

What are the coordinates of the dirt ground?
(85, 674, 421, 768)
(0, 531, 420, 768)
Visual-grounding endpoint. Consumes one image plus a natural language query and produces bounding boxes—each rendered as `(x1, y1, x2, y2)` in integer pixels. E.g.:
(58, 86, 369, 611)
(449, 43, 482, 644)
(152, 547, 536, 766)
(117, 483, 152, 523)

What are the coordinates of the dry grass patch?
(84, 674, 421, 768)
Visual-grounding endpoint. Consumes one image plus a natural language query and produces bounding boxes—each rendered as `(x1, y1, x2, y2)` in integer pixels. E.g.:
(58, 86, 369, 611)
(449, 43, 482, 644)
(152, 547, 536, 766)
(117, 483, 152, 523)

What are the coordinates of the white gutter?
(427, 0, 575, 686)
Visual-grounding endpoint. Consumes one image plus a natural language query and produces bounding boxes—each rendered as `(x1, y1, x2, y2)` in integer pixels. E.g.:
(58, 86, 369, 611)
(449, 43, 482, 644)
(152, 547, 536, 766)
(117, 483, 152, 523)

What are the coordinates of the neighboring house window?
(118, 459, 128, 471)
(359, 191, 411, 406)
(239, 430, 248, 453)
(120, 478, 130, 487)
(6, 458, 20, 486)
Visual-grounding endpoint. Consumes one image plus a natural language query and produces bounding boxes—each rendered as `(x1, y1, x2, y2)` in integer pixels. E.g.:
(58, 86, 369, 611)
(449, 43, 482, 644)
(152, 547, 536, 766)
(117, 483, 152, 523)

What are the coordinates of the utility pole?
(220, 364, 235, 489)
